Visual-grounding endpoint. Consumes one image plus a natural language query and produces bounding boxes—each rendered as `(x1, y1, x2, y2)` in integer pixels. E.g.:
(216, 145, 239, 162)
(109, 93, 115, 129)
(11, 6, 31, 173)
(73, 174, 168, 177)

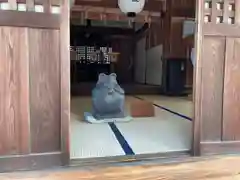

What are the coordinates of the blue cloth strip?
(108, 122, 135, 155)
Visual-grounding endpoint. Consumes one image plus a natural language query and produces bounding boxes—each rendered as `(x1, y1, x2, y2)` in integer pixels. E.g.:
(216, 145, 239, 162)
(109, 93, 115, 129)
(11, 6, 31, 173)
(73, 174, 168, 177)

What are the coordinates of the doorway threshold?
(70, 150, 190, 167)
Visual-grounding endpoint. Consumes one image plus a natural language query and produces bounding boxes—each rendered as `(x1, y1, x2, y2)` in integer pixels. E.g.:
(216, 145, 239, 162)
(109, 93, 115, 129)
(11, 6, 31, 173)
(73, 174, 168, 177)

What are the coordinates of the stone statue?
(92, 73, 125, 120)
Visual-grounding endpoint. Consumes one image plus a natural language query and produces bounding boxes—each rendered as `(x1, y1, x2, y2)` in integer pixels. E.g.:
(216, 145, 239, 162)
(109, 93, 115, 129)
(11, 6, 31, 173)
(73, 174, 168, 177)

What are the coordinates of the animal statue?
(92, 73, 125, 120)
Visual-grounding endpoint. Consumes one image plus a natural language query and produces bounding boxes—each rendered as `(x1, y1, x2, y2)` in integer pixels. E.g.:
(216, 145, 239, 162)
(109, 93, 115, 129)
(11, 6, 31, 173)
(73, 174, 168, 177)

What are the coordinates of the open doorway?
(69, 4, 195, 161)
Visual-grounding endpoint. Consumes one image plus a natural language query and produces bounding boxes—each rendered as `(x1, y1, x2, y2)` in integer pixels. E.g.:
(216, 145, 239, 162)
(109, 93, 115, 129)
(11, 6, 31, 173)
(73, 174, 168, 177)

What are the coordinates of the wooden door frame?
(60, 0, 71, 165)
(64, 1, 205, 165)
(192, 0, 203, 156)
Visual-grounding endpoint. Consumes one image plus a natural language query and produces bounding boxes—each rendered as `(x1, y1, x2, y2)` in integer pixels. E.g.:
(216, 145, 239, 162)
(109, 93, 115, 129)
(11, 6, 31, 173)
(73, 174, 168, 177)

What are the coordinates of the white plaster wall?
(145, 45, 163, 86)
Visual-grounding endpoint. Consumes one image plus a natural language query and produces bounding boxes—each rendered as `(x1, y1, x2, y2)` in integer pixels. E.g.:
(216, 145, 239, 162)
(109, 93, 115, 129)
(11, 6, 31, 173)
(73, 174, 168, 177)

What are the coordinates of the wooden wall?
(146, 22, 164, 49)
(112, 37, 135, 83)
(171, 0, 195, 17)
(169, 19, 187, 58)
(194, 0, 240, 155)
(0, 0, 70, 172)
(157, 0, 196, 91)
(159, 18, 194, 88)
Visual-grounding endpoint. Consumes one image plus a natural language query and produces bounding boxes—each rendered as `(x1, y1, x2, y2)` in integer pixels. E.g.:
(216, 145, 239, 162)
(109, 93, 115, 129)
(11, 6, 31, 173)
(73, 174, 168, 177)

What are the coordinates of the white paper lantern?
(118, 0, 145, 16)
(70, 0, 75, 8)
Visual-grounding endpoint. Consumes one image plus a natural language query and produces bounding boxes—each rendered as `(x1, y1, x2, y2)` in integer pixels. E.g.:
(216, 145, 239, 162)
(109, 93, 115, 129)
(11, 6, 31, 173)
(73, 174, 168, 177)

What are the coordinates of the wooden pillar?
(60, 0, 70, 165)
(161, 0, 172, 92)
(194, 0, 240, 155)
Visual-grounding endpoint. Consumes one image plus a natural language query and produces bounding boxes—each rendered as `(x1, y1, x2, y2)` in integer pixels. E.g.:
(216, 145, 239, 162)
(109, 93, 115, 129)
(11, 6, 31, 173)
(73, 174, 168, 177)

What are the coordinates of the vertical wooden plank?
(29, 29, 61, 153)
(170, 20, 185, 58)
(60, 0, 70, 164)
(43, 0, 51, 13)
(162, 0, 172, 57)
(8, 0, 17, 10)
(201, 37, 225, 141)
(235, 0, 240, 25)
(223, 38, 240, 140)
(223, 0, 230, 24)
(161, 0, 172, 93)
(26, 0, 35, 11)
(0, 27, 30, 155)
(211, 0, 217, 23)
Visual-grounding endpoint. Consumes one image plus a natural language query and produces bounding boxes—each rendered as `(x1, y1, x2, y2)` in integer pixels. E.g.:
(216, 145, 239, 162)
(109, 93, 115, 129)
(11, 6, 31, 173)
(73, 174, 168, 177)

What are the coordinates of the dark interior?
(70, 20, 136, 84)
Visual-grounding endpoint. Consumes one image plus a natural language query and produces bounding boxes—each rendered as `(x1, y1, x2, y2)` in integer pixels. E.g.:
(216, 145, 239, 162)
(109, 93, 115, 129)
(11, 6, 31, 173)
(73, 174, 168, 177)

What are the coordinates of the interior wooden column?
(161, 0, 172, 92)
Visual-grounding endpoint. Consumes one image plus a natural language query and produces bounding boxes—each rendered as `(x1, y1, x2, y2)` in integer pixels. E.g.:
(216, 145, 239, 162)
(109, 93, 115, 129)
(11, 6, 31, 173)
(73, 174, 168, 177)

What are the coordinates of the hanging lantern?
(70, 0, 75, 8)
(118, 0, 145, 17)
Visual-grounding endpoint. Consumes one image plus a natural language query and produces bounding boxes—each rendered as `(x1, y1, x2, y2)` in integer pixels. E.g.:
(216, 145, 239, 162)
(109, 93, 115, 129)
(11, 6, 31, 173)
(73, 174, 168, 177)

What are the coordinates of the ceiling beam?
(75, 0, 164, 12)
(72, 5, 161, 17)
(71, 5, 161, 23)
(71, 25, 135, 35)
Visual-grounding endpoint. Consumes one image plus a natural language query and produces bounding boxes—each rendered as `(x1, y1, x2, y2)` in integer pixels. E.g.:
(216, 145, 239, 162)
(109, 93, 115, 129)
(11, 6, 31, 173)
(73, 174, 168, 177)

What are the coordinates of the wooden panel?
(43, 0, 51, 13)
(0, 152, 62, 173)
(29, 29, 61, 153)
(26, 0, 34, 11)
(0, 0, 60, 5)
(8, 0, 17, 10)
(0, 11, 60, 29)
(171, 0, 195, 17)
(172, 0, 195, 10)
(0, 27, 30, 155)
(201, 37, 225, 141)
(201, 141, 240, 155)
(223, 38, 240, 140)
(169, 20, 186, 58)
(172, 8, 195, 17)
(203, 24, 240, 37)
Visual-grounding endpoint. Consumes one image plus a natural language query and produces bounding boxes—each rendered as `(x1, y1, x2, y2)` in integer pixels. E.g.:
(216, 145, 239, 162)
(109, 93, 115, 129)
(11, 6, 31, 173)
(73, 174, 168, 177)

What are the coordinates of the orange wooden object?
(130, 99, 155, 117)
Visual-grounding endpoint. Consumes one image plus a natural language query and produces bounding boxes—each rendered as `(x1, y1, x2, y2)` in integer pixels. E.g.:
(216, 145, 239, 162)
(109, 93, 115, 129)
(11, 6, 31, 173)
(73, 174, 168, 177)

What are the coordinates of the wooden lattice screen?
(204, 0, 235, 24)
(0, 0, 60, 12)
(0, 0, 61, 28)
(202, 0, 240, 35)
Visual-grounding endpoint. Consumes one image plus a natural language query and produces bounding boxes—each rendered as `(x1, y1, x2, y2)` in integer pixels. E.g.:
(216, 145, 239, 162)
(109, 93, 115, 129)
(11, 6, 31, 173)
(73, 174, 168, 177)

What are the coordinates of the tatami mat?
(70, 95, 192, 159)
(70, 117, 125, 159)
(115, 107, 192, 155)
